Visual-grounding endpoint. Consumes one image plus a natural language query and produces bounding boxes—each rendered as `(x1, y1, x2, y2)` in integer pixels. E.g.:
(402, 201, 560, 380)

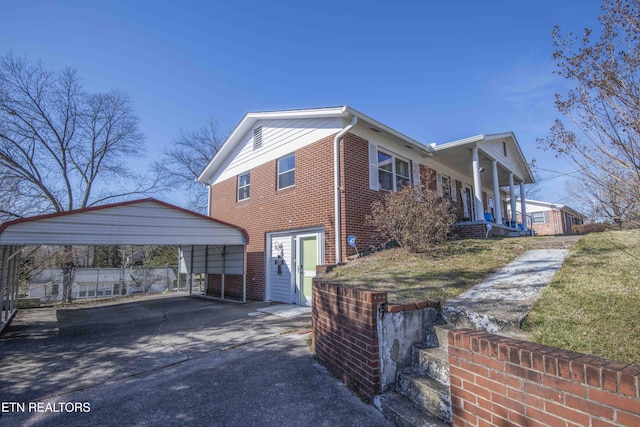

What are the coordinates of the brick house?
(509, 198, 586, 235)
(197, 106, 535, 305)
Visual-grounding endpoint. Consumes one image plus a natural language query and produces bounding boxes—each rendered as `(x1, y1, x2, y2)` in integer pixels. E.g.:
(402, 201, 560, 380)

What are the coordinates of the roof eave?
(343, 106, 431, 156)
(197, 105, 433, 183)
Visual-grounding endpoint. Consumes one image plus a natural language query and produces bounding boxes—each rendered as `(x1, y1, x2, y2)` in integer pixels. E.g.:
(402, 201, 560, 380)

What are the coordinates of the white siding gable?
(482, 139, 525, 180)
(212, 117, 344, 185)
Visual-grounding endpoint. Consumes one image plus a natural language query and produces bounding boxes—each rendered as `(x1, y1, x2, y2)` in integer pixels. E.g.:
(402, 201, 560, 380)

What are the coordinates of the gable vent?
(253, 126, 263, 150)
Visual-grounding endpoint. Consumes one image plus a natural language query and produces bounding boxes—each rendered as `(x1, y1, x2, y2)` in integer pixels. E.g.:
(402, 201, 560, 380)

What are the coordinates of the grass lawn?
(523, 230, 640, 365)
(323, 237, 536, 302)
(322, 230, 640, 365)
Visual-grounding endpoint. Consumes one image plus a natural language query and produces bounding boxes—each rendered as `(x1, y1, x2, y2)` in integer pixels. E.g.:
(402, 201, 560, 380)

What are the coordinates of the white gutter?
(334, 114, 358, 265)
(206, 184, 212, 217)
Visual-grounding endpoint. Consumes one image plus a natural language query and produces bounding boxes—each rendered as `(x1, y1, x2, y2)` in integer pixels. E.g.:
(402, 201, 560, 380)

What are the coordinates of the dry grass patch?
(323, 237, 535, 303)
(523, 230, 640, 365)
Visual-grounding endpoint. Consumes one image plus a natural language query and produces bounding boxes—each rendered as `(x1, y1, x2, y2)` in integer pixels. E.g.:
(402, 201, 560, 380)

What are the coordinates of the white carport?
(0, 198, 248, 333)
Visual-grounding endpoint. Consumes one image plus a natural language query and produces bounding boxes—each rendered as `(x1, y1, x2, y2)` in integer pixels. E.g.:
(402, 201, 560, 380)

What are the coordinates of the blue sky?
(2, 0, 603, 208)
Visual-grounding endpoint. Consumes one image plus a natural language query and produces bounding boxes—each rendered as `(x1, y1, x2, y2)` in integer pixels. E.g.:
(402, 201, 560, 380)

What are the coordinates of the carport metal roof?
(0, 199, 249, 334)
(0, 198, 248, 246)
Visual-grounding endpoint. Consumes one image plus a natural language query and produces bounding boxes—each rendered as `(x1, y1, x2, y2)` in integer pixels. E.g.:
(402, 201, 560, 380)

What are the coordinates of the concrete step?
(412, 345, 450, 386)
(397, 369, 451, 423)
(424, 323, 455, 349)
(433, 324, 456, 348)
(375, 392, 450, 427)
(441, 304, 528, 339)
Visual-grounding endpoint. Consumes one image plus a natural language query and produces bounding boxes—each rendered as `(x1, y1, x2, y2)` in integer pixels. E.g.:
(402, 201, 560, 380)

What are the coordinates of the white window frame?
(237, 171, 250, 201)
(277, 153, 295, 190)
(532, 211, 546, 224)
(377, 149, 411, 192)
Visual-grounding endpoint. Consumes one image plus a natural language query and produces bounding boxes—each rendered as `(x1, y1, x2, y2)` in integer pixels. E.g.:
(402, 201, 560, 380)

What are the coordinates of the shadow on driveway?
(0, 294, 390, 426)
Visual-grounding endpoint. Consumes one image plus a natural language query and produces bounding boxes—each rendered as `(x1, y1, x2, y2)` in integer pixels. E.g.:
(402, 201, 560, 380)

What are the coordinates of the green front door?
(298, 235, 317, 306)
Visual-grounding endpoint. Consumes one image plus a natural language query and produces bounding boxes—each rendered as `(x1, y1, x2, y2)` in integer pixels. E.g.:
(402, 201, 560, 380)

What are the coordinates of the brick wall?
(453, 223, 485, 238)
(454, 222, 513, 238)
(209, 135, 337, 300)
(341, 133, 385, 257)
(312, 278, 387, 402)
(208, 129, 505, 300)
(449, 329, 640, 427)
(532, 210, 560, 236)
(529, 208, 588, 235)
(206, 273, 244, 300)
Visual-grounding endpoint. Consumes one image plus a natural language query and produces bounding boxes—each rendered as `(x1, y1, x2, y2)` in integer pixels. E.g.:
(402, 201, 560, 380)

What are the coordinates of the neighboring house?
(509, 198, 586, 236)
(28, 267, 177, 303)
(197, 106, 535, 305)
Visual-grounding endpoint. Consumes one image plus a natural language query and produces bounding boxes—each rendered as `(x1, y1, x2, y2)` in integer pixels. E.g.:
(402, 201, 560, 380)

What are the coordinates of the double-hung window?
(277, 153, 295, 190)
(237, 172, 250, 201)
(378, 150, 411, 191)
(532, 211, 546, 223)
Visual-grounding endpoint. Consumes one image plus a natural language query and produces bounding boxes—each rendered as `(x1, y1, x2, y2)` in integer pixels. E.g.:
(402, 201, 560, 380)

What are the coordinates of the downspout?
(334, 115, 358, 265)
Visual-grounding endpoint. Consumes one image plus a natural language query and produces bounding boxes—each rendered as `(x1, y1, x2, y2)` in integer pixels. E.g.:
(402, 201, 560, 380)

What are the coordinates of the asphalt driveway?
(0, 294, 391, 426)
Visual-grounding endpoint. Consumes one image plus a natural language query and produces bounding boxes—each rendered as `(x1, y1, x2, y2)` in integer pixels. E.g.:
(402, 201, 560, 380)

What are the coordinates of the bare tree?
(156, 118, 227, 213)
(0, 53, 162, 221)
(537, 0, 640, 227)
(0, 53, 164, 301)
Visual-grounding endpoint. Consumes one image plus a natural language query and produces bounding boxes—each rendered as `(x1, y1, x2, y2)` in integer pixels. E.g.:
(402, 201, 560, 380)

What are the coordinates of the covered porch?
(428, 132, 535, 237)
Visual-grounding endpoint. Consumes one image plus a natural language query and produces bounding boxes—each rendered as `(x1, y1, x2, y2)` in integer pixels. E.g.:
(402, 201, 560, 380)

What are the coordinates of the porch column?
(491, 160, 502, 224)
(472, 147, 484, 221)
(509, 173, 517, 225)
(520, 181, 527, 230)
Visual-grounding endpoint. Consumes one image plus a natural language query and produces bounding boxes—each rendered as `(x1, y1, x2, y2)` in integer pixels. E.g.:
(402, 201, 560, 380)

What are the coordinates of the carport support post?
(2, 245, 20, 321)
(204, 245, 209, 295)
(189, 246, 194, 295)
(1, 246, 8, 321)
(221, 245, 226, 301)
(177, 246, 182, 291)
(242, 245, 247, 303)
(9, 247, 19, 313)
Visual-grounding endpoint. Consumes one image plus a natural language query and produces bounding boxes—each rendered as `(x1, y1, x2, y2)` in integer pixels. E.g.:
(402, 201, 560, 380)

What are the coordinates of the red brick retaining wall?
(312, 279, 387, 402)
(449, 329, 640, 427)
(454, 223, 513, 238)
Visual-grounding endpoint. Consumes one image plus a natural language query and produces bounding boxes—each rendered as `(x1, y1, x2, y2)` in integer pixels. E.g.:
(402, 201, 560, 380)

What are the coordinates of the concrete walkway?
(442, 236, 581, 338)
